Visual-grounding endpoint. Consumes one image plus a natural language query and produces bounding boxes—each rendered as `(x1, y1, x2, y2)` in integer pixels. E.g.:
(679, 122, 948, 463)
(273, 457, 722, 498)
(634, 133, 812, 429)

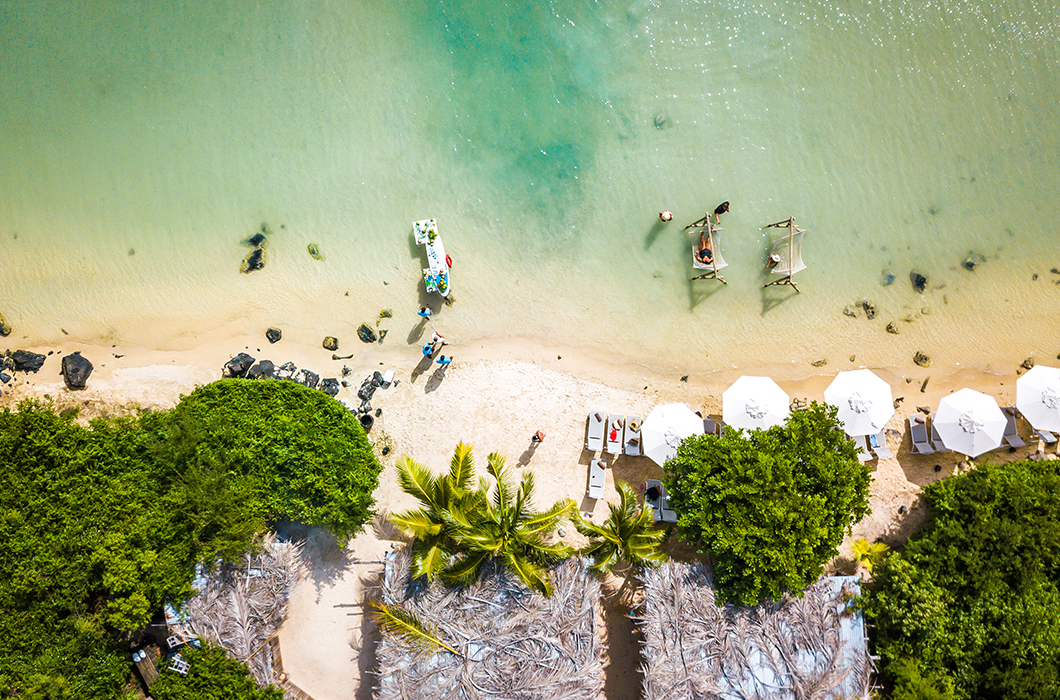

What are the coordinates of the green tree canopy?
(865, 459, 1060, 700)
(150, 644, 283, 700)
(664, 401, 871, 605)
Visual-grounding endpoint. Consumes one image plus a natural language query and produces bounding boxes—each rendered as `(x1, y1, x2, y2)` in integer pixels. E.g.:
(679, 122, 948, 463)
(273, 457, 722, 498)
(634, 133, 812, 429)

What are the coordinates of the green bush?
(151, 645, 283, 700)
(865, 459, 1060, 700)
(664, 401, 871, 605)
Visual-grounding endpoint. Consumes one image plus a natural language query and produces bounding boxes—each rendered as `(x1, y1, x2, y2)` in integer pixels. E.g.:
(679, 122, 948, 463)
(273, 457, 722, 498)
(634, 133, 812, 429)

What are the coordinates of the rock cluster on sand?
(10, 350, 46, 372)
(220, 354, 339, 397)
(61, 352, 93, 389)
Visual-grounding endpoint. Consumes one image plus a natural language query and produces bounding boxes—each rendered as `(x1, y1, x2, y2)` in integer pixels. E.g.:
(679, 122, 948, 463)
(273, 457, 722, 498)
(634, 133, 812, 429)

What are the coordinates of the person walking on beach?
(436, 354, 452, 366)
(417, 306, 432, 319)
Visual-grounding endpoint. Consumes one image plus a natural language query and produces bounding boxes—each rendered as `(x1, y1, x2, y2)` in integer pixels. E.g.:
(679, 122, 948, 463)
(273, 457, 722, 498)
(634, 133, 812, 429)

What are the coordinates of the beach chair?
(869, 431, 893, 459)
(606, 415, 624, 455)
(851, 434, 872, 462)
(588, 458, 606, 499)
(644, 479, 677, 523)
(930, 418, 952, 452)
(908, 414, 935, 454)
(625, 416, 643, 456)
(688, 224, 728, 284)
(587, 412, 605, 451)
(1037, 429, 1058, 445)
(1002, 407, 1026, 448)
(704, 418, 718, 435)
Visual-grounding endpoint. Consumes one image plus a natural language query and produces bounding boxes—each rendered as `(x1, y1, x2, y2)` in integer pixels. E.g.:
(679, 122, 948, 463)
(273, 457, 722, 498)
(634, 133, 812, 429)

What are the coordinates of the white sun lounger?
(644, 479, 677, 523)
(869, 431, 893, 459)
(930, 419, 952, 452)
(704, 418, 718, 435)
(625, 416, 642, 456)
(1038, 429, 1058, 445)
(1002, 407, 1026, 448)
(851, 434, 872, 462)
(606, 414, 624, 455)
(587, 412, 605, 451)
(588, 458, 606, 499)
(908, 414, 935, 454)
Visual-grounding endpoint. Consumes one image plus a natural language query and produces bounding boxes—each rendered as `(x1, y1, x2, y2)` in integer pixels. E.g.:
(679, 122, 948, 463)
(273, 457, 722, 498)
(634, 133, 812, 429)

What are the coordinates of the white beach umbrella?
(1017, 365, 1060, 434)
(722, 376, 790, 431)
(823, 369, 895, 436)
(640, 403, 705, 466)
(933, 388, 1006, 458)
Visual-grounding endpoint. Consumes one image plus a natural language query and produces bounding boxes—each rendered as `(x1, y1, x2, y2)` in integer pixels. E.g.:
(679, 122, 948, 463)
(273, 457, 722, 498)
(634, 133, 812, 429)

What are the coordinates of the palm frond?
(520, 499, 574, 539)
(396, 457, 440, 510)
(371, 600, 459, 655)
(441, 550, 490, 588)
(389, 508, 443, 539)
(447, 441, 476, 493)
(486, 452, 514, 514)
(503, 551, 553, 597)
(409, 541, 450, 580)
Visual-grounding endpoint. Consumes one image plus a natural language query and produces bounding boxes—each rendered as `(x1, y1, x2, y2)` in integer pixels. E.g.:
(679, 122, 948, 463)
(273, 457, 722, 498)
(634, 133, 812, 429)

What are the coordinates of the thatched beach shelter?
(175, 533, 302, 690)
(639, 562, 871, 700)
(374, 548, 605, 700)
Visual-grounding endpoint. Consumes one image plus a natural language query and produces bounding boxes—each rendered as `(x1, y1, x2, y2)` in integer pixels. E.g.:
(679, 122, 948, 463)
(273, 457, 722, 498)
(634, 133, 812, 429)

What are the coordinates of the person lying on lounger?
(696, 231, 714, 264)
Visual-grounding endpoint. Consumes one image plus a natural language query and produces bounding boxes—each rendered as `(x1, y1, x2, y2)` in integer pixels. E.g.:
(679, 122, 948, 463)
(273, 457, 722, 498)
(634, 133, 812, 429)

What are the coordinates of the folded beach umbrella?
(640, 403, 704, 466)
(1017, 365, 1060, 434)
(723, 376, 790, 431)
(823, 369, 895, 436)
(933, 388, 1006, 458)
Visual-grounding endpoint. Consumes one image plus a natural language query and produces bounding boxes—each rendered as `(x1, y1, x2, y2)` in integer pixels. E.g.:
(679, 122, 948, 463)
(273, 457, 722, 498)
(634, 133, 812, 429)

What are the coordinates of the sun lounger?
(606, 415, 624, 455)
(587, 412, 605, 451)
(869, 431, 893, 459)
(851, 434, 872, 461)
(1002, 407, 1026, 448)
(588, 458, 606, 499)
(930, 419, 952, 452)
(908, 414, 935, 454)
(704, 418, 718, 435)
(1038, 429, 1058, 445)
(644, 479, 677, 523)
(625, 416, 642, 456)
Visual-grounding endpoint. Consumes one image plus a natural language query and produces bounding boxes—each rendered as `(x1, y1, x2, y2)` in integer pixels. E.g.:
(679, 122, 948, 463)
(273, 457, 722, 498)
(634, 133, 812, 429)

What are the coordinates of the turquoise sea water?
(1, 0, 1059, 375)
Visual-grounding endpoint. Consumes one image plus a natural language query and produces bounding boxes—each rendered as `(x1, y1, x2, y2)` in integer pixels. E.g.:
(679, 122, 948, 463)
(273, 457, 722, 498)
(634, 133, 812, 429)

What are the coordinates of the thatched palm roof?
(178, 534, 303, 693)
(639, 563, 871, 700)
(375, 549, 605, 700)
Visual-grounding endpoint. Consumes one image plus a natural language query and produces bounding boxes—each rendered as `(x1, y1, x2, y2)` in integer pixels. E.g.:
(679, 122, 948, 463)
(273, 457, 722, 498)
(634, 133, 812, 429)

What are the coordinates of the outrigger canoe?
(413, 218, 451, 297)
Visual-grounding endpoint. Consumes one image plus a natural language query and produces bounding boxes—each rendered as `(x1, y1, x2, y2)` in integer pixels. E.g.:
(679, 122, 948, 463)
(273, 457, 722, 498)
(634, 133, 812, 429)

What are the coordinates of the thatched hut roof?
(177, 533, 302, 694)
(374, 549, 605, 700)
(638, 563, 872, 700)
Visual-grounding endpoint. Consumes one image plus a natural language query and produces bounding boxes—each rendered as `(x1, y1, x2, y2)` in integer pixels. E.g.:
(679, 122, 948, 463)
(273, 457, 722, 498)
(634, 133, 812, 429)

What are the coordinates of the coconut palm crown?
(574, 480, 667, 574)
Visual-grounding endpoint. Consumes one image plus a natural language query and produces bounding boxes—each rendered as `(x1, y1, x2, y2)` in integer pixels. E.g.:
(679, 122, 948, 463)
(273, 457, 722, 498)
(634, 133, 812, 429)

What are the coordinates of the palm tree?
(851, 538, 890, 572)
(389, 442, 484, 579)
(443, 452, 574, 596)
(574, 480, 667, 574)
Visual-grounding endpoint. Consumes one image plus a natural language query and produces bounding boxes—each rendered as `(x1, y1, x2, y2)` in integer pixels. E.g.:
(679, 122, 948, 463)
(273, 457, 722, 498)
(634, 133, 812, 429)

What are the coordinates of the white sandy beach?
(0, 335, 1050, 700)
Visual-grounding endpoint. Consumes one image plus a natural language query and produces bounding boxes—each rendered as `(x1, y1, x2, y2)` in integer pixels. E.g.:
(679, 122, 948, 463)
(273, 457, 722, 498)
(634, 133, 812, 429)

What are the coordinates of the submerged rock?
(859, 300, 878, 320)
(843, 305, 860, 318)
(241, 248, 265, 273)
(886, 322, 899, 334)
(11, 350, 46, 373)
(378, 329, 388, 343)
(963, 251, 985, 271)
(0, 312, 11, 337)
(910, 271, 928, 293)
(914, 351, 931, 368)
(323, 336, 339, 351)
(61, 352, 93, 389)
(357, 323, 377, 343)
(222, 353, 255, 378)
(266, 327, 282, 344)
(245, 232, 267, 248)
(296, 369, 320, 390)
(320, 378, 340, 396)
(247, 360, 276, 379)
(881, 271, 896, 287)
(276, 362, 298, 380)
(308, 243, 323, 260)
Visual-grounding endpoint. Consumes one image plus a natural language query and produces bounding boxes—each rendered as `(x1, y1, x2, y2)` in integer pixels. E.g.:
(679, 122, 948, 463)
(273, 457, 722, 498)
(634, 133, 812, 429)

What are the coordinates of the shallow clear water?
(2, 0, 1059, 376)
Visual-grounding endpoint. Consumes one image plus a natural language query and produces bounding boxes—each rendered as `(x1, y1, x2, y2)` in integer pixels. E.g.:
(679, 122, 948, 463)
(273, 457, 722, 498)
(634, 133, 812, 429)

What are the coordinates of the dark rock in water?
(1033, 273, 1039, 281)
(241, 248, 265, 273)
(378, 329, 388, 343)
(245, 232, 267, 248)
(910, 272, 927, 293)
(881, 272, 896, 286)
(1051, 268, 1059, 275)
(1022, 357, 1036, 370)
(843, 305, 860, 318)
(0, 312, 11, 337)
(653, 113, 670, 129)
(296, 369, 320, 390)
(914, 351, 931, 367)
(320, 378, 340, 396)
(307, 243, 323, 260)
(812, 359, 827, 367)
(276, 361, 297, 380)
(223, 353, 256, 378)
(266, 327, 282, 343)
(861, 301, 877, 320)
(357, 323, 377, 343)
(886, 322, 899, 334)
(247, 360, 276, 379)
(323, 336, 339, 351)
(11, 350, 46, 372)
(61, 352, 93, 389)
(0, 372, 10, 384)
(962, 251, 985, 271)
(680, 375, 688, 382)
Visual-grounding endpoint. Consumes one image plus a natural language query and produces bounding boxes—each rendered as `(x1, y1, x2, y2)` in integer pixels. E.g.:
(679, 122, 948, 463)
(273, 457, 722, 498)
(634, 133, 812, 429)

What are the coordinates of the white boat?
(412, 218, 451, 297)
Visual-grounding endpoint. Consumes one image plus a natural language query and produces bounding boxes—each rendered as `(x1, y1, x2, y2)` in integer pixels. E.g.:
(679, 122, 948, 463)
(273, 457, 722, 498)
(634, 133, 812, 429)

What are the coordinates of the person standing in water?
(713, 201, 729, 223)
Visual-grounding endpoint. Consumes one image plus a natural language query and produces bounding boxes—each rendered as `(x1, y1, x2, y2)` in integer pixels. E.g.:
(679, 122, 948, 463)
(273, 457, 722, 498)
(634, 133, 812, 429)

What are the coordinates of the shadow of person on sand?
(644, 220, 668, 251)
(516, 440, 539, 467)
(410, 353, 434, 383)
(424, 364, 449, 393)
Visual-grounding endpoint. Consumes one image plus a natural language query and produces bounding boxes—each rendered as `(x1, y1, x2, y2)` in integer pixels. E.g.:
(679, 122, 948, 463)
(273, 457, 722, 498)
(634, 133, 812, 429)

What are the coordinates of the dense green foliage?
(391, 443, 574, 596)
(151, 645, 284, 700)
(664, 402, 871, 605)
(574, 480, 667, 574)
(865, 459, 1060, 700)
(0, 379, 381, 697)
